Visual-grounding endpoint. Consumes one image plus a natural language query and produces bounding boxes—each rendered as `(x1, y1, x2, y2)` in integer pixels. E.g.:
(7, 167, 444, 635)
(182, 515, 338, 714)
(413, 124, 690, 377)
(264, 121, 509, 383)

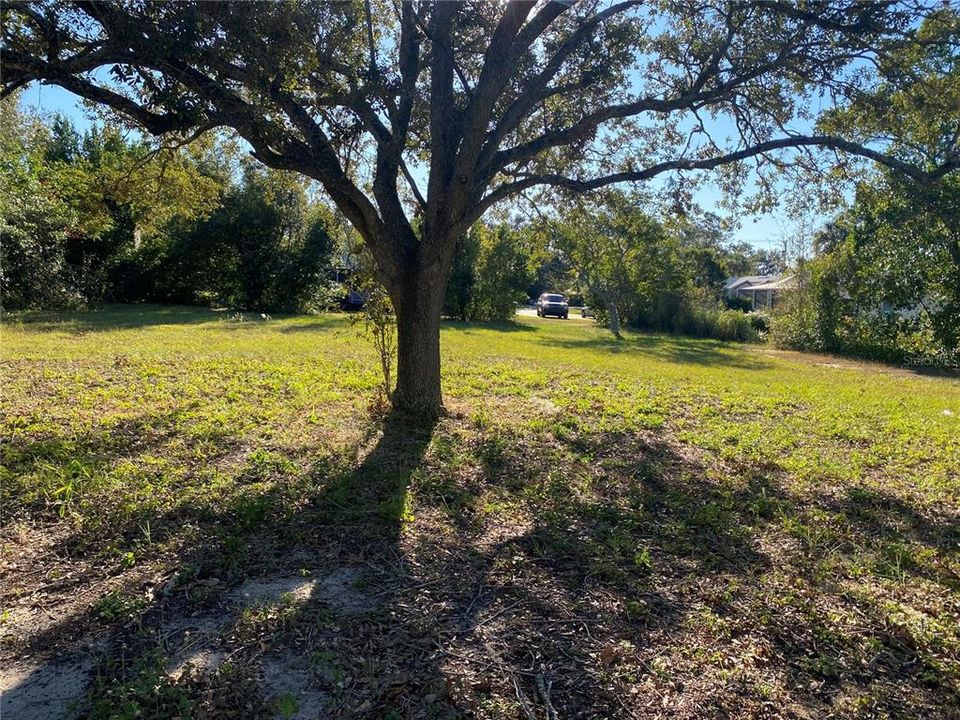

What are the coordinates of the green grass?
(2, 304, 959, 719)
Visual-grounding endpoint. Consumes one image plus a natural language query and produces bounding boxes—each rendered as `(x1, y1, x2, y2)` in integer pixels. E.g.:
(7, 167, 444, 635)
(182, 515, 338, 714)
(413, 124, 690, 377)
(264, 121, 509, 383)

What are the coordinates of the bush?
(770, 267, 951, 366)
(724, 295, 753, 312)
(747, 311, 771, 334)
(631, 291, 759, 343)
(632, 291, 686, 334)
(688, 307, 759, 342)
(769, 295, 822, 351)
(444, 223, 533, 322)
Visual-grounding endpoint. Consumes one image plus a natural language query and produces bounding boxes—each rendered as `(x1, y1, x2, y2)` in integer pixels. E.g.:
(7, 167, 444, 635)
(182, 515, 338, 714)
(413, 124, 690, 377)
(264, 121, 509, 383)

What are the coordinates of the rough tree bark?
(607, 299, 623, 341)
(390, 264, 448, 417)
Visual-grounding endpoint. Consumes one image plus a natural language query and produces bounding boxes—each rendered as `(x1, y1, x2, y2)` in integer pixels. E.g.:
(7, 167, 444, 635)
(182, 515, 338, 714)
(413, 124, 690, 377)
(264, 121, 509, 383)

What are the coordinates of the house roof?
(743, 275, 796, 292)
(724, 274, 781, 290)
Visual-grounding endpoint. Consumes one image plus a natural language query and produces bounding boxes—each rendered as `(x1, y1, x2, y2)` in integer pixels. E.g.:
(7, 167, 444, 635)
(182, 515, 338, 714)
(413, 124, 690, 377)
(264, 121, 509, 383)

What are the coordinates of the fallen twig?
(473, 599, 526, 630)
(513, 674, 538, 720)
(536, 673, 559, 720)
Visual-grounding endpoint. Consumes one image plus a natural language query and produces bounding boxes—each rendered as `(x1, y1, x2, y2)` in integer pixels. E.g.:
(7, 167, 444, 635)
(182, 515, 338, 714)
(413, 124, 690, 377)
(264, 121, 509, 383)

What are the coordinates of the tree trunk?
(607, 300, 623, 340)
(947, 235, 960, 271)
(391, 268, 446, 418)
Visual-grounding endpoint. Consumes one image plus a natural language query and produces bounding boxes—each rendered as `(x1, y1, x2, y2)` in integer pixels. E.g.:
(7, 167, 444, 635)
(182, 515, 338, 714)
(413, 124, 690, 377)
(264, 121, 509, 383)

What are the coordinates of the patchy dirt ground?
(4, 417, 959, 719)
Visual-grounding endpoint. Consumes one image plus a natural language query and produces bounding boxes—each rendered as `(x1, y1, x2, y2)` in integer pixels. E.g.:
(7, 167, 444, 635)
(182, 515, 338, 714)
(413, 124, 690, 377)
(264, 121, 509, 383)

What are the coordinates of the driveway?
(515, 306, 595, 321)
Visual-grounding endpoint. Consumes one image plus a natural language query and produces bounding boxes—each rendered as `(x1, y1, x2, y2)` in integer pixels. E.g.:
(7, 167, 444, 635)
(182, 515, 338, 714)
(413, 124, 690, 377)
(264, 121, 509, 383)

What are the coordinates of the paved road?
(515, 306, 595, 321)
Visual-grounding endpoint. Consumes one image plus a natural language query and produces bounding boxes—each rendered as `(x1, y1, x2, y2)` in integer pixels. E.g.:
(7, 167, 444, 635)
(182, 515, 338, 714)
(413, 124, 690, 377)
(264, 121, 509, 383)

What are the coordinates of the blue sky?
(19, 82, 804, 252)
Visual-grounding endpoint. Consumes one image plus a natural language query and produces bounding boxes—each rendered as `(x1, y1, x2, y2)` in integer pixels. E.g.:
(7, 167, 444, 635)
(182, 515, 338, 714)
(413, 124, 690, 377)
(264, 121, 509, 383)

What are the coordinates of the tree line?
(3, 96, 776, 335)
(771, 9, 960, 367)
(773, 168, 960, 365)
(1, 97, 338, 313)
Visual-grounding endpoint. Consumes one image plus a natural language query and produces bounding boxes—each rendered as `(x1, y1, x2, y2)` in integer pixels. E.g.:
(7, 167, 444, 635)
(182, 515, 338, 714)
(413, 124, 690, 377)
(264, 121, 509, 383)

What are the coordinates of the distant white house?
(723, 274, 797, 309)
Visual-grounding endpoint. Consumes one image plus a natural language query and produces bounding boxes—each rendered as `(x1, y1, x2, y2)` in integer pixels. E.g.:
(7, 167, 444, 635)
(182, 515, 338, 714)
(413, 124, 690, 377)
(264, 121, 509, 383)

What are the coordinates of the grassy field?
(2, 304, 959, 719)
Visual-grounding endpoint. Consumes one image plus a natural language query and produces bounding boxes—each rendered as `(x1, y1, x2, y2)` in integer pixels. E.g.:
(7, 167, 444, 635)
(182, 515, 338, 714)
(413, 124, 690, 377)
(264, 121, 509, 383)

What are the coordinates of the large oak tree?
(3, 0, 958, 415)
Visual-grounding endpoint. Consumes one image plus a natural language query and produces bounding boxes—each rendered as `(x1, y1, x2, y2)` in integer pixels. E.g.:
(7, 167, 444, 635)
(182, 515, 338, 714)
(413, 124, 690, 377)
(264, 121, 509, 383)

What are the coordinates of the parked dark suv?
(536, 293, 569, 319)
(340, 289, 366, 311)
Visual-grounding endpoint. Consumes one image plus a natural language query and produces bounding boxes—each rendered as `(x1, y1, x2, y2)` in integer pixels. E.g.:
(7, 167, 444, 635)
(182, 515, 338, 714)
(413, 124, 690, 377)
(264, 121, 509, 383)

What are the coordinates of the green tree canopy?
(554, 192, 678, 338)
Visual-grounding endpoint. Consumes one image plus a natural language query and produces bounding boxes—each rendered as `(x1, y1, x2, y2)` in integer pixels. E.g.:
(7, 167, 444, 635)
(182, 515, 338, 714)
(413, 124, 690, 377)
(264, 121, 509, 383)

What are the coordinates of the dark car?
(537, 292, 569, 319)
(340, 289, 366, 311)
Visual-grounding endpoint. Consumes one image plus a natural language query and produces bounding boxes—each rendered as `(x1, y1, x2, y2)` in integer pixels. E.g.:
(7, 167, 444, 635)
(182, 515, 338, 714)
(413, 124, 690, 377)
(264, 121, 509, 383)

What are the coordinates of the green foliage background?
(0, 95, 336, 313)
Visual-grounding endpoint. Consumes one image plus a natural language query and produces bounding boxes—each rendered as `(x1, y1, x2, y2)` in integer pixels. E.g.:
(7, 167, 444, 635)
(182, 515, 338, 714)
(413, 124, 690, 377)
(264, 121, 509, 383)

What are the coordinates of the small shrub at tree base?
(351, 257, 397, 401)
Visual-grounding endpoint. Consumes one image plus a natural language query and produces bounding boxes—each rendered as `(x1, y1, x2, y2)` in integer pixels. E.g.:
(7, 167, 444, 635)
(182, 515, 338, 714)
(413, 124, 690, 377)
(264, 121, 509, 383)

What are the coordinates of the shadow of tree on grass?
(3, 409, 958, 719)
(535, 332, 774, 370)
(9, 305, 228, 332)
